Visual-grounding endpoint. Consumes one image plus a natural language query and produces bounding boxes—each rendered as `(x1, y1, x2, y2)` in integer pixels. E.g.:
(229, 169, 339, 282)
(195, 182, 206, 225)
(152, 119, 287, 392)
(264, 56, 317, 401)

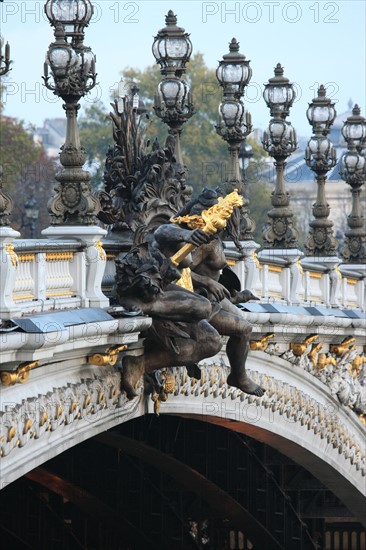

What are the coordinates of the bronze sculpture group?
(100, 98, 264, 401)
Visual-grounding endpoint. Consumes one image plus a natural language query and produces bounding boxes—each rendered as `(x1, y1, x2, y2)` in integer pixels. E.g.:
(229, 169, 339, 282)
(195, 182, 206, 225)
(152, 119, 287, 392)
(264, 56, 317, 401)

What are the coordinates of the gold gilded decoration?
(250, 333, 275, 351)
(309, 271, 322, 279)
(334, 266, 342, 280)
(8, 427, 16, 442)
(46, 252, 74, 262)
(308, 343, 323, 366)
(151, 371, 176, 415)
(349, 356, 366, 378)
(330, 337, 356, 356)
(268, 265, 282, 273)
(88, 344, 128, 367)
(296, 259, 304, 275)
(290, 335, 318, 356)
(84, 395, 91, 409)
(176, 267, 194, 291)
(46, 291, 74, 298)
(13, 294, 35, 301)
(252, 252, 260, 269)
(0, 360, 41, 386)
(5, 243, 18, 267)
(316, 354, 337, 370)
(170, 190, 243, 266)
(98, 391, 105, 405)
(95, 241, 107, 261)
(23, 419, 32, 435)
(18, 253, 35, 263)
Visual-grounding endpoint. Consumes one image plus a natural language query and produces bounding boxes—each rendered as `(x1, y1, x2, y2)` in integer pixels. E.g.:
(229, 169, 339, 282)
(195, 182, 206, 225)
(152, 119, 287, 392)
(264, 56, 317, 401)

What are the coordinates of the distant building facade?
(34, 118, 66, 158)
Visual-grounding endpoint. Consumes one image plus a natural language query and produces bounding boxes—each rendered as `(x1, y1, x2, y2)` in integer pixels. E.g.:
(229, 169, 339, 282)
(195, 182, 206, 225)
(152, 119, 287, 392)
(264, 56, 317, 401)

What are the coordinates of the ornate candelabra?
(215, 38, 255, 241)
(262, 63, 298, 249)
(152, 11, 194, 168)
(340, 105, 366, 263)
(305, 85, 338, 257)
(0, 34, 13, 227)
(43, 0, 100, 225)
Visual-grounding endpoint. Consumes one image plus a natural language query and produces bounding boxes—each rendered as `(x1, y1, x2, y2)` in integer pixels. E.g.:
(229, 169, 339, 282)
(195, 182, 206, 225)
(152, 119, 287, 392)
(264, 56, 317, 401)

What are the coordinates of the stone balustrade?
(0, 237, 109, 319)
(221, 244, 365, 311)
(0, 234, 363, 320)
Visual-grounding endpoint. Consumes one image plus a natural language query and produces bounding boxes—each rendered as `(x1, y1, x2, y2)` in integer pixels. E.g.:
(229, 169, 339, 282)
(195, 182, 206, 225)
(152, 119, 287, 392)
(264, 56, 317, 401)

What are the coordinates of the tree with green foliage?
(79, 101, 111, 188)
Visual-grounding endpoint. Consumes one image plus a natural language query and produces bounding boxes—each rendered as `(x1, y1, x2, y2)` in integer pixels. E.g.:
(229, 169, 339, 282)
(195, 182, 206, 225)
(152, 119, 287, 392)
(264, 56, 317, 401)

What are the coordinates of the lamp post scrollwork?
(215, 38, 255, 242)
(305, 85, 338, 257)
(152, 11, 194, 169)
(340, 105, 366, 263)
(262, 63, 299, 249)
(43, 0, 100, 225)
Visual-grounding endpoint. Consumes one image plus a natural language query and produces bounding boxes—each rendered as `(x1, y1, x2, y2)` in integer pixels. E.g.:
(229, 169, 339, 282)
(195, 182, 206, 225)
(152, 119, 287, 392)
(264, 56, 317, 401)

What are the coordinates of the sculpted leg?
(121, 320, 222, 400)
(120, 354, 146, 400)
(210, 304, 265, 396)
(144, 320, 222, 372)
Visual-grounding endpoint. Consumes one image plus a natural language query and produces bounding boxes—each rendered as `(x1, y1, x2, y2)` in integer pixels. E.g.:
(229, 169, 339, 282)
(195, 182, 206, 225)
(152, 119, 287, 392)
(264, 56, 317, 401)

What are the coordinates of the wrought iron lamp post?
(262, 63, 299, 249)
(238, 142, 253, 174)
(152, 11, 194, 168)
(0, 34, 13, 228)
(340, 105, 366, 263)
(24, 196, 40, 238)
(215, 38, 255, 241)
(305, 85, 338, 257)
(43, 0, 100, 225)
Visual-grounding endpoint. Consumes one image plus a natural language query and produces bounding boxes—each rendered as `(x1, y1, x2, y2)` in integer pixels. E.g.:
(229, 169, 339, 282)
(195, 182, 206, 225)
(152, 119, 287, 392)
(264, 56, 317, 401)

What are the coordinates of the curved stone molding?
(158, 361, 365, 476)
(1, 347, 365, 524)
(267, 343, 366, 415)
(153, 354, 365, 523)
(0, 361, 145, 487)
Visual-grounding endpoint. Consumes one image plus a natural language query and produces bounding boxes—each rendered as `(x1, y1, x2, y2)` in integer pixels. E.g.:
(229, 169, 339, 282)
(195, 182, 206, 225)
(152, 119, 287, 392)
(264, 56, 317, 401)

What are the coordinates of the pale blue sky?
(1, 0, 365, 135)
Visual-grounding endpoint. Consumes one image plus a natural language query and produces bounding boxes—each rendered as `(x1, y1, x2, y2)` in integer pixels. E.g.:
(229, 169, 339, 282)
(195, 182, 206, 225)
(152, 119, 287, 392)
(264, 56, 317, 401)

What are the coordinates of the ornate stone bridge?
(0, 2, 365, 547)
(0, 237, 365, 534)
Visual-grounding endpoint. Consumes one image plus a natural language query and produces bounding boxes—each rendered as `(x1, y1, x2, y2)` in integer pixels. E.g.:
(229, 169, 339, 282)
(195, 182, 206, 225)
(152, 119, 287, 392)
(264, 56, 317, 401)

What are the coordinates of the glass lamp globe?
(48, 42, 77, 77)
(45, 0, 93, 35)
(308, 136, 332, 156)
(152, 11, 192, 75)
(216, 38, 251, 97)
(158, 78, 189, 109)
(341, 105, 366, 151)
(263, 63, 295, 117)
(75, 45, 95, 73)
(342, 145, 366, 175)
(219, 100, 244, 127)
(306, 85, 336, 132)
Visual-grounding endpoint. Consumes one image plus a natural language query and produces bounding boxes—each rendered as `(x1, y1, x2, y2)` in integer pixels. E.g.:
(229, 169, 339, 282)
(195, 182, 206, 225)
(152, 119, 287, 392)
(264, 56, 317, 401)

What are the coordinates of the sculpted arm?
(154, 224, 212, 250)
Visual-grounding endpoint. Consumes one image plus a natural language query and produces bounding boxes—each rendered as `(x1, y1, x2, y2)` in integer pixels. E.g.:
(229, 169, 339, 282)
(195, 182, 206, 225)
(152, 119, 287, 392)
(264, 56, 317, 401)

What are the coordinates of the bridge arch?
(0, 349, 364, 529)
